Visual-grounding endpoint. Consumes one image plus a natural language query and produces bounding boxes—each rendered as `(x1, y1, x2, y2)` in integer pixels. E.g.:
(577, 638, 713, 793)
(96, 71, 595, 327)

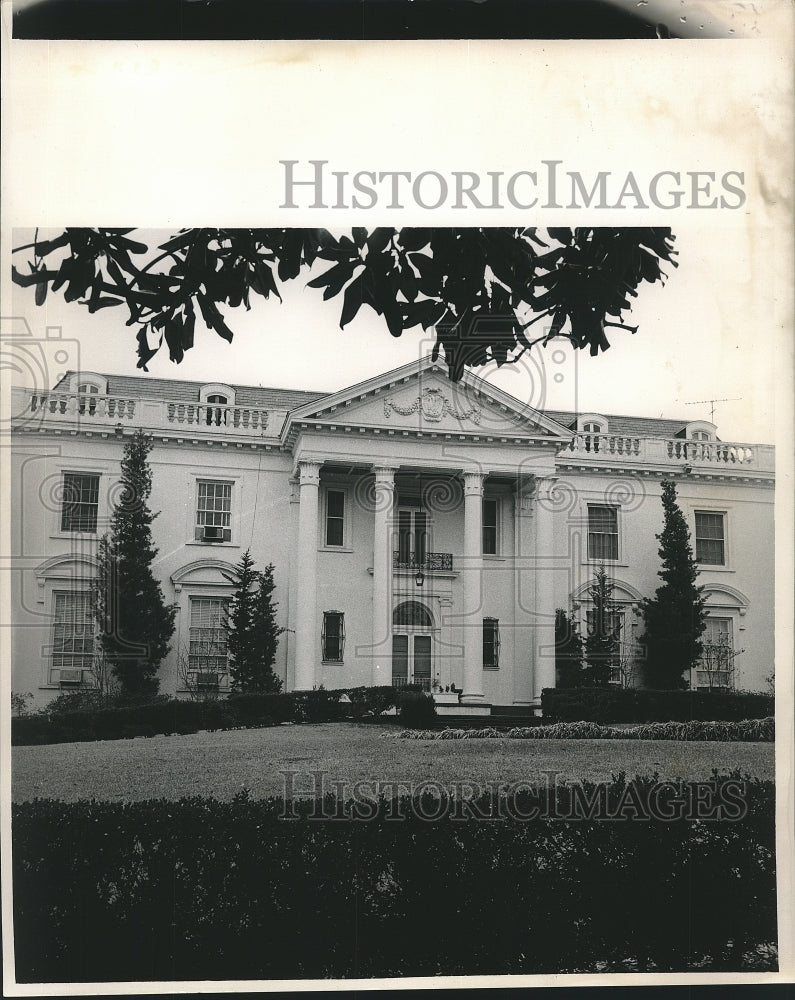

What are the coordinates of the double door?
(392, 632, 432, 691)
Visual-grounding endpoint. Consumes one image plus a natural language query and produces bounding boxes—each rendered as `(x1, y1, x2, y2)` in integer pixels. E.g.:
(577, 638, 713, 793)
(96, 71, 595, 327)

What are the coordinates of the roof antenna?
(684, 397, 742, 423)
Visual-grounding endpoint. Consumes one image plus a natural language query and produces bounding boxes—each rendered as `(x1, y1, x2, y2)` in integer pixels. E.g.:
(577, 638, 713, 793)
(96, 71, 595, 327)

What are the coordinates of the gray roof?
(54, 371, 325, 412)
(54, 370, 694, 437)
(543, 410, 689, 438)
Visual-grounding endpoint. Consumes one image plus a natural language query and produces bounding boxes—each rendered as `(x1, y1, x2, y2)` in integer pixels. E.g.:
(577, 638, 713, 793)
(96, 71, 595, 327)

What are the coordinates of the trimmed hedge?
(542, 687, 774, 724)
(399, 717, 775, 742)
(11, 686, 399, 746)
(397, 690, 438, 728)
(12, 775, 776, 980)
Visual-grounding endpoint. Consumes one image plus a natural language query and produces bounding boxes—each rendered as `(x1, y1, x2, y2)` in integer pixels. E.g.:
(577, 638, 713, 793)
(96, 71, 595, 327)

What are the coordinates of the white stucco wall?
(10, 365, 775, 708)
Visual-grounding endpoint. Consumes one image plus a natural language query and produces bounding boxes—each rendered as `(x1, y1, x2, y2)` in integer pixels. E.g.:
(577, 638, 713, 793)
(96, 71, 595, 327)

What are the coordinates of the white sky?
(11, 224, 775, 443)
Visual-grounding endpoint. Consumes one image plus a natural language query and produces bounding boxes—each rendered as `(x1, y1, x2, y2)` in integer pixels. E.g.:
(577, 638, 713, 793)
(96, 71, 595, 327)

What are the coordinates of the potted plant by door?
(433, 680, 460, 706)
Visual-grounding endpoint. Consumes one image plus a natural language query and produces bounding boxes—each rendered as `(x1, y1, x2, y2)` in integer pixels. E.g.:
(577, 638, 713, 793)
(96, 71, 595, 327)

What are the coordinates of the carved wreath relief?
(383, 387, 482, 425)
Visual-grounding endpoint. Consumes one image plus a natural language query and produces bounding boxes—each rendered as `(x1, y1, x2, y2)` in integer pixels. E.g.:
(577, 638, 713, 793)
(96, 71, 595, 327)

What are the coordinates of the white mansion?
(10, 356, 775, 711)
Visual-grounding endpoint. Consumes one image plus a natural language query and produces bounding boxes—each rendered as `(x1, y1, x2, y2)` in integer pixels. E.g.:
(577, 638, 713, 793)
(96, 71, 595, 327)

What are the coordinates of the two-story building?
(9, 355, 775, 712)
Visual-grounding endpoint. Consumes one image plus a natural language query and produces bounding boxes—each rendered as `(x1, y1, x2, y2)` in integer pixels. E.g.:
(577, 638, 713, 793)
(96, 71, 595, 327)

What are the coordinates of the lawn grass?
(12, 722, 774, 802)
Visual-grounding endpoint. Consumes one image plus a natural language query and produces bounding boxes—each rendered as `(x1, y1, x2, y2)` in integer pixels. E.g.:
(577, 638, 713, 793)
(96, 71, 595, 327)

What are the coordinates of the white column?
(371, 465, 397, 686)
(285, 476, 300, 691)
(461, 469, 485, 703)
(513, 477, 536, 704)
(294, 459, 321, 691)
(533, 476, 558, 702)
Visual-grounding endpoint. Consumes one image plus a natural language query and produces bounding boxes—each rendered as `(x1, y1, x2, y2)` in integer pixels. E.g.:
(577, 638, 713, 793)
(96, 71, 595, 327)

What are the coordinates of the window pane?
(397, 510, 412, 563)
(52, 591, 94, 679)
(588, 532, 618, 561)
(414, 510, 428, 565)
(327, 490, 344, 519)
(482, 499, 498, 554)
(322, 611, 343, 660)
(189, 597, 228, 673)
(391, 634, 408, 683)
(588, 505, 617, 531)
(393, 601, 433, 628)
(413, 635, 431, 684)
(695, 512, 725, 565)
(325, 490, 345, 546)
(326, 520, 343, 547)
(197, 481, 232, 531)
(695, 512, 724, 538)
(61, 473, 100, 532)
(483, 618, 499, 668)
(587, 505, 618, 561)
(696, 539, 724, 564)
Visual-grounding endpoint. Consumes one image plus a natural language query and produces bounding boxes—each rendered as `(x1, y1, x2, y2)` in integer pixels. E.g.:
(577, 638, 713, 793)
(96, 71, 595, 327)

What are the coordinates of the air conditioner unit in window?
(202, 526, 224, 542)
(59, 669, 83, 686)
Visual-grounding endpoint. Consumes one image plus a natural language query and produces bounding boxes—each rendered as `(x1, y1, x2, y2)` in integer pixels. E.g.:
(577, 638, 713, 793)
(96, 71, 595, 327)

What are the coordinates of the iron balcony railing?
(391, 675, 432, 692)
(393, 551, 453, 571)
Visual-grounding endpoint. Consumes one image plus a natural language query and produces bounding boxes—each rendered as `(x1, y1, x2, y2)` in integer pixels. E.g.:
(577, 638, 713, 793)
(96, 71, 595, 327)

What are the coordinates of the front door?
(391, 633, 432, 691)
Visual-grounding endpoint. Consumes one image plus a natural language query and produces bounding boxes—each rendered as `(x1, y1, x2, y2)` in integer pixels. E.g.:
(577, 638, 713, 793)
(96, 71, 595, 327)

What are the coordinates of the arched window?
(683, 420, 716, 441)
(199, 384, 235, 426)
(205, 393, 228, 426)
(69, 373, 107, 413)
(77, 382, 100, 415)
(577, 414, 608, 451)
(392, 601, 433, 629)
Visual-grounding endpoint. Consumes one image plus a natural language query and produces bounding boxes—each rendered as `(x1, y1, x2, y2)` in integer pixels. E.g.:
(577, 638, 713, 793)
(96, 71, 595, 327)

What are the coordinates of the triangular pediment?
(286, 357, 571, 440)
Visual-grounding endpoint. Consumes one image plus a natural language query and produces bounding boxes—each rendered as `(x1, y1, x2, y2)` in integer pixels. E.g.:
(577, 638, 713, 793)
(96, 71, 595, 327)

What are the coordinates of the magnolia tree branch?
(12, 227, 677, 379)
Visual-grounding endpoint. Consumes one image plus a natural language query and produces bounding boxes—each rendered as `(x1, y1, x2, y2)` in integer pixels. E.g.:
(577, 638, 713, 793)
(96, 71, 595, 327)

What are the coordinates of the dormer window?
(205, 394, 228, 426)
(69, 372, 107, 395)
(67, 374, 107, 415)
(684, 420, 717, 442)
(199, 384, 235, 427)
(577, 413, 608, 434)
(577, 414, 608, 452)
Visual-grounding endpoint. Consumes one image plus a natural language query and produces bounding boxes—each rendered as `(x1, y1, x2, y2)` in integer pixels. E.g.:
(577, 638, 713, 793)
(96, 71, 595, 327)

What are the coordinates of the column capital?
(463, 469, 485, 496)
(533, 473, 559, 500)
(372, 463, 400, 482)
(297, 459, 322, 486)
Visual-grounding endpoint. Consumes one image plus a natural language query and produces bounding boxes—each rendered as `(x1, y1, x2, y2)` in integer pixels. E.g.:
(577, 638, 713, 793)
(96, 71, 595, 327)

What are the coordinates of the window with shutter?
(321, 611, 345, 662)
(483, 618, 500, 669)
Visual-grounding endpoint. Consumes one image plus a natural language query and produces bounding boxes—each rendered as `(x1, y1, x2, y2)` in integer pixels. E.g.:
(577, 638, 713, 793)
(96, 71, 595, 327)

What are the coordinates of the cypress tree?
(554, 609, 585, 688)
(94, 430, 176, 700)
(640, 480, 707, 689)
(226, 551, 284, 693)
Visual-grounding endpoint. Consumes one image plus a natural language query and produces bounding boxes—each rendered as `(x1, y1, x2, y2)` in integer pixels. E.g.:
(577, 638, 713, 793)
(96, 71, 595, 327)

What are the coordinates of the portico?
(291, 453, 560, 707)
